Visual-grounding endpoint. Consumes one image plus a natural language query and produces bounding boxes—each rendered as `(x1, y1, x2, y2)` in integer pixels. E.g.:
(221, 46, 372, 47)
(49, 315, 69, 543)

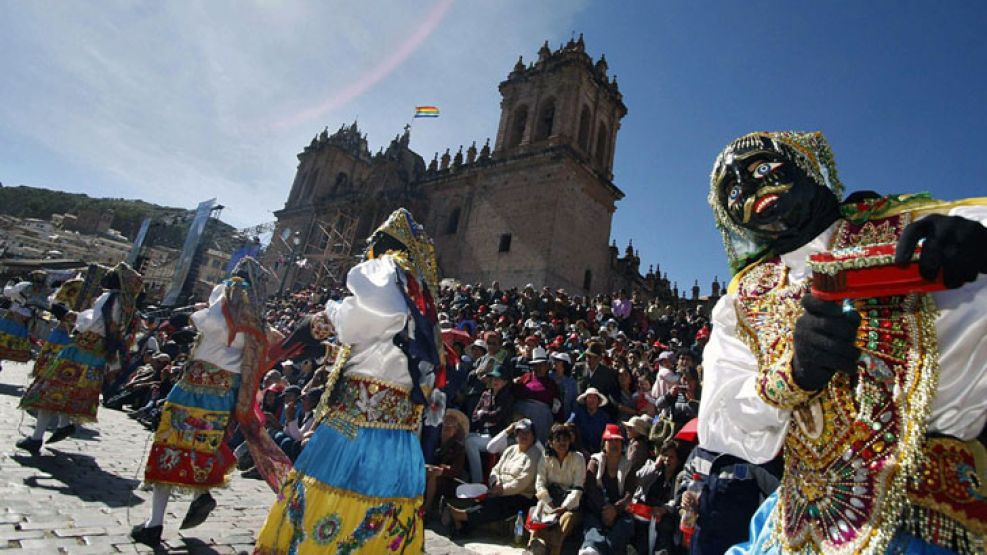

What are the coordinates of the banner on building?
(126, 217, 152, 267)
(162, 199, 215, 306)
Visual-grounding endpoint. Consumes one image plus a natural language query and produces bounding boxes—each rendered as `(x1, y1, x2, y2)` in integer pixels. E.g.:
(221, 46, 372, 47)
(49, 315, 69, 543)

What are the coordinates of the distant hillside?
(0, 184, 239, 251)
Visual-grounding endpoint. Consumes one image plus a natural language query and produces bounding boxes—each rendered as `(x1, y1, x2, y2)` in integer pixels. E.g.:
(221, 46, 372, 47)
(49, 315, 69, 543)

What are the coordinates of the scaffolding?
(305, 209, 359, 289)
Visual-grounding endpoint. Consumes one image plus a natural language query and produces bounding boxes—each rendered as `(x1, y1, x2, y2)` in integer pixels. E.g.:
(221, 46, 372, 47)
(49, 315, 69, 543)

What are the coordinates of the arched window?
(578, 106, 591, 151)
(332, 172, 349, 195)
(446, 207, 461, 235)
(595, 122, 609, 166)
(583, 269, 593, 291)
(534, 97, 556, 141)
(508, 105, 528, 148)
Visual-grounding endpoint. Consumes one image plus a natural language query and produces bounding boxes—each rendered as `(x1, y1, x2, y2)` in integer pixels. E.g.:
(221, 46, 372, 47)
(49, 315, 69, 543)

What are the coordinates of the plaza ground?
(0, 361, 522, 554)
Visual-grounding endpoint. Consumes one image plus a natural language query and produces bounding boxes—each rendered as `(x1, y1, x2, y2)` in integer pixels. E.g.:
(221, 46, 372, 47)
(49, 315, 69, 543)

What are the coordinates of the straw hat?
(623, 415, 652, 437)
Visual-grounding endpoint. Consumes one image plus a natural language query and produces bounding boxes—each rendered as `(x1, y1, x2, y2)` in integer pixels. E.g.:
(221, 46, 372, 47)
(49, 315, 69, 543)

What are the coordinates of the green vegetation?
(0, 184, 238, 250)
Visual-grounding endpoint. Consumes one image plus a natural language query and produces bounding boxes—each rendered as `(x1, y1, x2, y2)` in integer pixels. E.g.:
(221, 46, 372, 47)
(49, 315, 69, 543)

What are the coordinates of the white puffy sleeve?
(697, 294, 790, 464)
(325, 255, 408, 348)
(926, 203, 987, 440)
(75, 291, 112, 335)
(2, 281, 29, 302)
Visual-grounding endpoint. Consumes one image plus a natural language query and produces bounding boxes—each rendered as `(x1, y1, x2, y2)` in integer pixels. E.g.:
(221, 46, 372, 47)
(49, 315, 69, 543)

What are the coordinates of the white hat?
(576, 387, 608, 406)
(550, 352, 572, 365)
(471, 339, 488, 351)
(530, 346, 549, 364)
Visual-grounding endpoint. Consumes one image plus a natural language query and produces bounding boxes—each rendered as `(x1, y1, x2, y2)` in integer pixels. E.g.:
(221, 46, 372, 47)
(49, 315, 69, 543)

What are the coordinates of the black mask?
(716, 144, 841, 255)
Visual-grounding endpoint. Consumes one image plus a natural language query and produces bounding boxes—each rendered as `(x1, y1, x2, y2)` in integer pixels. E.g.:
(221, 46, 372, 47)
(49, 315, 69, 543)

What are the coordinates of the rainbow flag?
(414, 106, 440, 118)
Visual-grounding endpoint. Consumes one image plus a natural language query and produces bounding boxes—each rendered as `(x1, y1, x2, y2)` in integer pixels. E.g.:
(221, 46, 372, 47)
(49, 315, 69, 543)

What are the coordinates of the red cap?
(524, 335, 540, 346)
(602, 423, 624, 441)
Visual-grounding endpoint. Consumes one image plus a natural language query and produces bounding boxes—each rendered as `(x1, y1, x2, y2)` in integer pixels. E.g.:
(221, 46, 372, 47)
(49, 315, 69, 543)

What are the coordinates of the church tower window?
(595, 122, 609, 166)
(583, 269, 593, 291)
(534, 97, 556, 141)
(446, 208, 461, 235)
(578, 106, 591, 152)
(508, 105, 528, 148)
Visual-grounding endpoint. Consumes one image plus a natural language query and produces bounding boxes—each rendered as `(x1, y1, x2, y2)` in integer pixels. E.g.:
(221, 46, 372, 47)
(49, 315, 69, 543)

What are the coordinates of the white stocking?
(56, 414, 71, 428)
(31, 410, 54, 441)
(146, 484, 171, 528)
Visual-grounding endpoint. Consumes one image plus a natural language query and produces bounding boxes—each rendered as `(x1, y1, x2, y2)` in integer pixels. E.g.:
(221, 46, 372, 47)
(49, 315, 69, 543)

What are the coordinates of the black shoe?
(46, 424, 76, 444)
(180, 492, 217, 529)
(130, 523, 162, 547)
(15, 437, 42, 456)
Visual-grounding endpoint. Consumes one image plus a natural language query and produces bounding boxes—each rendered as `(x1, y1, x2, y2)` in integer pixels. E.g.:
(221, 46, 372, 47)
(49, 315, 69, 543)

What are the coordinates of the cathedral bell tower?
(493, 34, 627, 181)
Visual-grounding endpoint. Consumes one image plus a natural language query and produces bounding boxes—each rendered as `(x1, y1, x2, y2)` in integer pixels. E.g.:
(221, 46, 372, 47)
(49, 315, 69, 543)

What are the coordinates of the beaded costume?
(255, 208, 442, 555)
(698, 132, 987, 554)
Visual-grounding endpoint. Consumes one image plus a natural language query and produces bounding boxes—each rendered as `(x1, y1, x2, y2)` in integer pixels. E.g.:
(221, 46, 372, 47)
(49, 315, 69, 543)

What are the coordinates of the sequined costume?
(255, 209, 441, 555)
(697, 132, 987, 554)
(20, 262, 142, 423)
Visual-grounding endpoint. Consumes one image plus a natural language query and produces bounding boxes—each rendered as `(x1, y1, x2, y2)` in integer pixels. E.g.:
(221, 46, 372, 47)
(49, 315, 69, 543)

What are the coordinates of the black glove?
(895, 214, 987, 289)
(791, 295, 861, 391)
(50, 304, 68, 321)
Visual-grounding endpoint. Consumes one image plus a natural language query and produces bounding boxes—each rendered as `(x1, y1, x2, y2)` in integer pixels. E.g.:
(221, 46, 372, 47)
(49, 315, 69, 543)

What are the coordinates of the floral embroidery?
(286, 479, 306, 552)
(337, 503, 397, 555)
(311, 513, 342, 545)
(180, 360, 236, 393)
(323, 376, 421, 438)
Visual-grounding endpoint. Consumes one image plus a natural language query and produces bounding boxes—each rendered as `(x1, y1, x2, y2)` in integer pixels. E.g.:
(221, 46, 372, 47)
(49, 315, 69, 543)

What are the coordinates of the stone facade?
(266, 36, 673, 298)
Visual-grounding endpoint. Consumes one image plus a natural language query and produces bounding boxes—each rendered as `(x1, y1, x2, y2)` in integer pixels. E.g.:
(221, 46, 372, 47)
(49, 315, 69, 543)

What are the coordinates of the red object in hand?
(809, 243, 947, 301)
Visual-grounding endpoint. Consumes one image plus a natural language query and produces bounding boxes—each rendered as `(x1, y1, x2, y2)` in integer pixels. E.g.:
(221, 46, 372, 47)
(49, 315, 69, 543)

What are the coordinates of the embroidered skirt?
(19, 332, 106, 422)
(32, 327, 71, 378)
(144, 360, 241, 490)
(0, 315, 32, 363)
(254, 375, 425, 554)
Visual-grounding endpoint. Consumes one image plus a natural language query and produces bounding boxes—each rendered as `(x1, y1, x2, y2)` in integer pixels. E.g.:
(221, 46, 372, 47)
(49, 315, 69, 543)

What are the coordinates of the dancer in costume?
(698, 131, 987, 554)
(0, 270, 50, 373)
(17, 262, 142, 454)
(131, 257, 291, 547)
(33, 276, 86, 379)
(255, 208, 442, 555)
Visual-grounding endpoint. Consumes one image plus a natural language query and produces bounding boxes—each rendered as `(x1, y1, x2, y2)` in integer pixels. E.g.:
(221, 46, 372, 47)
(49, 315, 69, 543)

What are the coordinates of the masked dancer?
(131, 257, 291, 547)
(0, 270, 50, 373)
(254, 208, 442, 555)
(17, 262, 142, 453)
(698, 131, 987, 554)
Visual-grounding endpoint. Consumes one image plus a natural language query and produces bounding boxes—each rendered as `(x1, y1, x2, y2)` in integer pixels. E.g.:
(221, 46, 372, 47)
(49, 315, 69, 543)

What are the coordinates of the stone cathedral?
(266, 36, 675, 298)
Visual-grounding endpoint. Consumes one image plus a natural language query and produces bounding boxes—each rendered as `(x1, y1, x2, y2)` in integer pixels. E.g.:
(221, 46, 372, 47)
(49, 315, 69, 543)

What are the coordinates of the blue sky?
(2, 2, 986, 294)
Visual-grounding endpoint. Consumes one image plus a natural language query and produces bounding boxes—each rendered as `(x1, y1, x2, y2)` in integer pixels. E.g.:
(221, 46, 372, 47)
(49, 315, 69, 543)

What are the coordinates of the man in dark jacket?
(577, 341, 620, 418)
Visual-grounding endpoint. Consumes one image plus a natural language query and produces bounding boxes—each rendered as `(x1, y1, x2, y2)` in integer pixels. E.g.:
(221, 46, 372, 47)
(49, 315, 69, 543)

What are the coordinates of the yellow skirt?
(254, 472, 423, 555)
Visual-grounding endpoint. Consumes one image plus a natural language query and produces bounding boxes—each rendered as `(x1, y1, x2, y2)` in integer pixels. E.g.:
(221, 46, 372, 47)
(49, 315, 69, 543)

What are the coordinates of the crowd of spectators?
(424, 281, 725, 554)
(95, 280, 773, 555)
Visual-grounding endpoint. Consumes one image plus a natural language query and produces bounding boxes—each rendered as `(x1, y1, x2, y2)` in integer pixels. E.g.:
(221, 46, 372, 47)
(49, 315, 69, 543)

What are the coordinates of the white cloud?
(0, 0, 588, 228)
